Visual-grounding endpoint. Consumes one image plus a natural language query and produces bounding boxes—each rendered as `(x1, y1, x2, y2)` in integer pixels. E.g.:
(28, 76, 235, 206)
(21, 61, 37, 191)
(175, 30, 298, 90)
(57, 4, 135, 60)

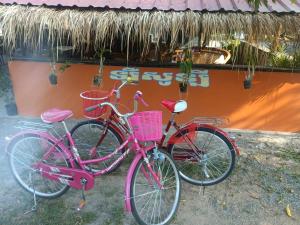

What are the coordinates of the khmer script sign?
(110, 67, 209, 87)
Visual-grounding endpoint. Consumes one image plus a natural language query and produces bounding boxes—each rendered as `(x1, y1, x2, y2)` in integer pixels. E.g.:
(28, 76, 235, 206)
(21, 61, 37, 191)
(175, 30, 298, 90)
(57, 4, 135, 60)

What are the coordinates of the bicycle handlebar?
(85, 105, 99, 113)
(112, 77, 139, 99)
(134, 90, 149, 107)
(85, 90, 147, 118)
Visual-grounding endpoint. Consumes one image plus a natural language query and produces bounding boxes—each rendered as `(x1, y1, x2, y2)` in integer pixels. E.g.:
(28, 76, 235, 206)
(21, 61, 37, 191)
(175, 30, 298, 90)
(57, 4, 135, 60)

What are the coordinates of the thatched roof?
(0, 4, 299, 55)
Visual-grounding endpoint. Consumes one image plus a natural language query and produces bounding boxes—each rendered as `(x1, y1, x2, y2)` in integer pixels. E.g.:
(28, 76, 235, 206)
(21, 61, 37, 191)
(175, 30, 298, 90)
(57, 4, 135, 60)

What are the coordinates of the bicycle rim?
(130, 150, 181, 225)
(169, 127, 235, 186)
(9, 134, 70, 198)
(70, 120, 123, 172)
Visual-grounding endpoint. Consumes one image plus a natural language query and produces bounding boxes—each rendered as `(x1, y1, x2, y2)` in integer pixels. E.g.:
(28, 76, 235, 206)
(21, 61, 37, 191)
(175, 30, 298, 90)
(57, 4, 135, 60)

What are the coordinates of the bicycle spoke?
(149, 190, 159, 224)
(70, 121, 123, 172)
(170, 127, 235, 186)
(9, 135, 70, 198)
(131, 150, 180, 225)
(206, 159, 224, 178)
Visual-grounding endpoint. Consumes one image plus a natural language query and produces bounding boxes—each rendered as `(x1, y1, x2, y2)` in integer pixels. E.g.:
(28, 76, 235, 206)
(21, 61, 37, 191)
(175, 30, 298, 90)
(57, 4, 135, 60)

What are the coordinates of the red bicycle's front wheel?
(70, 120, 124, 173)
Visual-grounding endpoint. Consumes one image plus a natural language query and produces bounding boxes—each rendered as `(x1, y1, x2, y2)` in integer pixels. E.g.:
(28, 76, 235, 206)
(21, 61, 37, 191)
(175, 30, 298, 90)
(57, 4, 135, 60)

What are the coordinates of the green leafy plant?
(178, 49, 193, 93)
(244, 63, 255, 89)
(271, 54, 293, 68)
(48, 45, 71, 85)
(93, 48, 111, 86)
(49, 62, 57, 85)
(292, 51, 300, 68)
(58, 61, 71, 73)
(270, 44, 298, 68)
(247, 0, 297, 11)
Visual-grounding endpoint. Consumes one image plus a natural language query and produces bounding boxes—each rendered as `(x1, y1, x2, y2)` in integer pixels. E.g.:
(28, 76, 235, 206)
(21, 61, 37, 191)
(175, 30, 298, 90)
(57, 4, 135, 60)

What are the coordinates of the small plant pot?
(49, 73, 57, 85)
(93, 75, 102, 86)
(5, 103, 18, 116)
(243, 79, 252, 89)
(179, 82, 188, 93)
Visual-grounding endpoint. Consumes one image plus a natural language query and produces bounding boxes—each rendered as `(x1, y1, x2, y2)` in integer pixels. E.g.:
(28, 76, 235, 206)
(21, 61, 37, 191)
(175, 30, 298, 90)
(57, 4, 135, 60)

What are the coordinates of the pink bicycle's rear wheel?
(8, 133, 70, 198)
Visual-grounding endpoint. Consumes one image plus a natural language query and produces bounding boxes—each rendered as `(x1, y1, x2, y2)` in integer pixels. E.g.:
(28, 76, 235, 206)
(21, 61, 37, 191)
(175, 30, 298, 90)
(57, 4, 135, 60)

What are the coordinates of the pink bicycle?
(72, 80, 240, 186)
(6, 91, 181, 225)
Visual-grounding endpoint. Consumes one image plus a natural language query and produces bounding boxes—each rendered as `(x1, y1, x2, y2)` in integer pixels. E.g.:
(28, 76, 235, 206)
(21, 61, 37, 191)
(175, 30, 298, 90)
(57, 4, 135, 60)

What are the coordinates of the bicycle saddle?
(161, 99, 187, 113)
(41, 108, 73, 123)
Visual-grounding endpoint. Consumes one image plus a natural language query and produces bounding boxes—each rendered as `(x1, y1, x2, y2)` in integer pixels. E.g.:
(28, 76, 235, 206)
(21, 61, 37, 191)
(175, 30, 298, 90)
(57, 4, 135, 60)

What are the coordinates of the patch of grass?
(274, 148, 300, 163)
(0, 198, 97, 225)
(111, 206, 124, 224)
(103, 206, 124, 225)
(103, 186, 118, 198)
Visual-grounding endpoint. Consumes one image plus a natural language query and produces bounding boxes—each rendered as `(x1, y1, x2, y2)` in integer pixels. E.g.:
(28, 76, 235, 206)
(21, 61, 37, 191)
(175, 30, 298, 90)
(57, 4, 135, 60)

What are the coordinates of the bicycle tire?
(130, 149, 181, 225)
(168, 126, 235, 186)
(70, 120, 124, 173)
(8, 133, 70, 199)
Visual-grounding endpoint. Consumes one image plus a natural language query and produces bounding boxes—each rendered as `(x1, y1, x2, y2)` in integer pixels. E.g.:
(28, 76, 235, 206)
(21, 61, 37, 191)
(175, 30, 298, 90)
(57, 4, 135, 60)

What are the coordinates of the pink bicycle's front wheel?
(130, 149, 181, 225)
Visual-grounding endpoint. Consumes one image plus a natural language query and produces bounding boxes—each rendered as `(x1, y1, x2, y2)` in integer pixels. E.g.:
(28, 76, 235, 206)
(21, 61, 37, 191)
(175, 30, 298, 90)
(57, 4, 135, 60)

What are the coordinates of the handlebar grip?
(139, 96, 149, 107)
(134, 91, 149, 107)
(85, 104, 100, 112)
(127, 76, 139, 85)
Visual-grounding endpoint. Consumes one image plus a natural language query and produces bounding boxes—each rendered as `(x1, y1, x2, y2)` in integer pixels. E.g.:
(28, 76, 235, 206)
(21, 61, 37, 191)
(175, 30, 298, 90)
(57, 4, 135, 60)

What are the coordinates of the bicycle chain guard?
(33, 163, 95, 191)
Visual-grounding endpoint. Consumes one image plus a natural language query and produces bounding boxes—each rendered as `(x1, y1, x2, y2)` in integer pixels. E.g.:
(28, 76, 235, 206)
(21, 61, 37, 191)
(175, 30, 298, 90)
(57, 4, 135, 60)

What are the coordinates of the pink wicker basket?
(80, 90, 110, 119)
(129, 111, 162, 142)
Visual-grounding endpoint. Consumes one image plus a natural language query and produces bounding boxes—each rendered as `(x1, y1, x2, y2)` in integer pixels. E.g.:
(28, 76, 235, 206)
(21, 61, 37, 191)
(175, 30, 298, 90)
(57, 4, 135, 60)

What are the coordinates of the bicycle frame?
(94, 111, 240, 156)
(6, 125, 161, 212)
(84, 80, 238, 156)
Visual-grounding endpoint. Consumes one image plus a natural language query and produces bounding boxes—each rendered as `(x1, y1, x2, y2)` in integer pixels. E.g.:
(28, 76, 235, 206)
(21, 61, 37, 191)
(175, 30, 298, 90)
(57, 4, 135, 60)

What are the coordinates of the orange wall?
(8, 61, 300, 132)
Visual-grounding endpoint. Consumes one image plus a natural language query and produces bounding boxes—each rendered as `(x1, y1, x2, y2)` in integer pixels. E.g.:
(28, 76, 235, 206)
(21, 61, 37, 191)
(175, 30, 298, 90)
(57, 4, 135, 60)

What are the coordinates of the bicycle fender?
(96, 118, 126, 142)
(124, 153, 143, 212)
(5, 131, 74, 164)
(167, 123, 240, 156)
(109, 122, 126, 142)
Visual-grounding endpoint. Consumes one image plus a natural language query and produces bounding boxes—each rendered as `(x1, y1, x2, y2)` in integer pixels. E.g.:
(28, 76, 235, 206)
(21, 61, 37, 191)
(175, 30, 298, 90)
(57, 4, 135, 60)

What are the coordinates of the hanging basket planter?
(179, 82, 188, 93)
(48, 62, 58, 85)
(93, 75, 102, 86)
(243, 79, 252, 89)
(49, 72, 57, 85)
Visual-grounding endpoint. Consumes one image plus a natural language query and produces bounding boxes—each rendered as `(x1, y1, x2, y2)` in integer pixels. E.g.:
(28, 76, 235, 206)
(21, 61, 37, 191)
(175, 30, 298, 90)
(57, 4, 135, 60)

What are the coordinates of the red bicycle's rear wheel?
(168, 126, 235, 186)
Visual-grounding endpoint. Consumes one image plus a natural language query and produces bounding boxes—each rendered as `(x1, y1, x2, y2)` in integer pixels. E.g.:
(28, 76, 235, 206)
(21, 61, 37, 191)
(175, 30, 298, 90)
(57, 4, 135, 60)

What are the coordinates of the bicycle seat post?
(61, 120, 78, 154)
(61, 121, 69, 134)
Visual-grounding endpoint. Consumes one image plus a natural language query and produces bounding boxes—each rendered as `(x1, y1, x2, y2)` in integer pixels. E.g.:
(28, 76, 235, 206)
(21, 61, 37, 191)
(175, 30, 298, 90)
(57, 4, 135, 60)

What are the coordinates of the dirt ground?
(0, 116, 299, 225)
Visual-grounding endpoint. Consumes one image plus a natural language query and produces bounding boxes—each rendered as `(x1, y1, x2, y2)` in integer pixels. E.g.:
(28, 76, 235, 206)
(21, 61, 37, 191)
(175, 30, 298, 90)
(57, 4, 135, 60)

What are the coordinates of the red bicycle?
(72, 79, 240, 186)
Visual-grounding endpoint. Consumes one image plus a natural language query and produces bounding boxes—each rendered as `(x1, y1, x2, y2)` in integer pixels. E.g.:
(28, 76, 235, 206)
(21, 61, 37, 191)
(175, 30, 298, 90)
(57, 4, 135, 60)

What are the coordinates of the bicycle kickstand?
(198, 186, 206, 196)
(24, 173, 37, 215)
(77, 178, 87, 211)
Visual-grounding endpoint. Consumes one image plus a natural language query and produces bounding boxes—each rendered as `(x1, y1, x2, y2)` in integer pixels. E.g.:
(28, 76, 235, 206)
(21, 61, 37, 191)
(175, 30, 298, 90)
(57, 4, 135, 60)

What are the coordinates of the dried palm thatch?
(0, 4, 299, 60)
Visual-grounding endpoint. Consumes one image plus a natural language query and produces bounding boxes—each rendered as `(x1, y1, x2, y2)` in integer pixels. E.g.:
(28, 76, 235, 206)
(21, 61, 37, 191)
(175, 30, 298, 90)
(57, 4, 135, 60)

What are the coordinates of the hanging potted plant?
(49, 62, 58, 85)
(48, 61, 71, 86)
(244, 63, 255, 89)
(178, 48, 193, 93)
(93, 48, 111, 86)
